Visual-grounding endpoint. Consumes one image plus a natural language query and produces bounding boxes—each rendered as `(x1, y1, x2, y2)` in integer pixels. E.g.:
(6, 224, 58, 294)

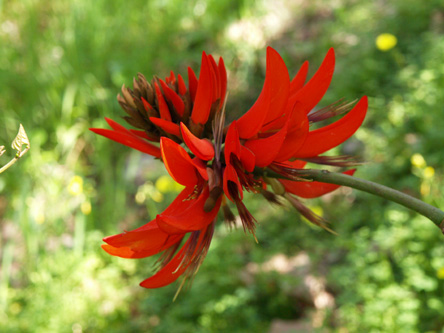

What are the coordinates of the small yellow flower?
(155, 175, 183, 193)
(424, 166, 435, 179)
(376, 33, 397, 52)
(68, 176, 83, 196)
(411, 153, 426, 169)
(437, 267, 444, 279)
(81, 201, 92, 215)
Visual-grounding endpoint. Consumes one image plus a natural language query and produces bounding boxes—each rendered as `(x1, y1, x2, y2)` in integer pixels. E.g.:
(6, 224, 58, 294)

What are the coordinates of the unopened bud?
(121, 84, 137, 108)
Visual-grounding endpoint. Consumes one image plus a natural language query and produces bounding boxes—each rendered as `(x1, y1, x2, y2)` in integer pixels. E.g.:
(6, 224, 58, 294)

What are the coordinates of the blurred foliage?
(1, 0, 444, 332)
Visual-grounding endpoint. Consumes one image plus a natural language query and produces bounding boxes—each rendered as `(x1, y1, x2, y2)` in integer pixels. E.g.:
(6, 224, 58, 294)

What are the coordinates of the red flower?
(91, 47, 367, 290)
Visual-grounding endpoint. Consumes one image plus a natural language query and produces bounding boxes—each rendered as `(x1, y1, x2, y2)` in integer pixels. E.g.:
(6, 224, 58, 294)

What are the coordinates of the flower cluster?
(90, 47, 367, 290)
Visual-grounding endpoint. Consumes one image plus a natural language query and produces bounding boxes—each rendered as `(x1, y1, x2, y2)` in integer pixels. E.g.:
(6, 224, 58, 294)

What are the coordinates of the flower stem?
(293, 169, 444, 232)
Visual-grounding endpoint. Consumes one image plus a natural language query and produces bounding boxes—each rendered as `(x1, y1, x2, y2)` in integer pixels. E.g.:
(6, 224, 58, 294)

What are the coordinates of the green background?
(1, 0, 444, 331)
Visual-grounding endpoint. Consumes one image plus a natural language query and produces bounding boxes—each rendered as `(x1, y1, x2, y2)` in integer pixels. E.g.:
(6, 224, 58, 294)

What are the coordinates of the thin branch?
(291, 169, 444, 232)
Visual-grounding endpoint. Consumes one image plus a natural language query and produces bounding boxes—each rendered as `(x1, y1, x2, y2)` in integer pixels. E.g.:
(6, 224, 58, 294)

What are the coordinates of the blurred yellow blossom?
(81, 201, 92, 215)
(68, 176, 83, 196)
(411, 153, 426, 169)
(155, 175, 183, 193)
(420, 182, 430, 196)
(437, 267, 444, 279)
(376, 33, 397, 51)
(424, 166, 435, 179)
(135, 182, 164, 204)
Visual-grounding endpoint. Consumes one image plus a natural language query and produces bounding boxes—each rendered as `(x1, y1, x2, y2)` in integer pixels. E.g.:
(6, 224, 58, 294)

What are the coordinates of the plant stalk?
(292, 169, 444, 233)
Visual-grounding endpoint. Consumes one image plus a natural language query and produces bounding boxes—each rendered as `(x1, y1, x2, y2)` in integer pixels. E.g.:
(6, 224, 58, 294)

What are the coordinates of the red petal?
(167, 70, 176, 84)
(260, 115, 287, 133)
(208, 55, 220, 101)
(129, 129, 158, 142)
(274, 109, 310, 162)
(104, 117, 128, 132)
(140, 217, 214, 288)
(103, 219, 183, 257)
(191, 157, 209, 181)
(224, 121, 242, 162)
(236, 47, 289, 139)
(139, 243, 189, 288)
(290, 61, 309, 95)
(223, 164, 243, 202)
(177, 74, 187, 96)
(240, 146, 255, 173)
(102, 244, 151, 259)
(149, 117, 181, 137)
(160, 137, 198, 186)
(188, 67, 198, 101)
(90, 128, 161, 158)
(218, 57, 227, 108)
(159, 79, 185, 117)
(263, 48, 290, 124)
(191, 52, 213, 125)
(154, 82, 172, 121)
(290, 48, 335, 115)
(280, 169, 356, 198)
(278, 159, 307, 169)
(140, 229, 208, 289)
(141, 97, 154, 113)
(180, 122, 215, 161)
(244, 121, 288, 167)
(293, 96, 368, 158)
(157, 186, 221, 234)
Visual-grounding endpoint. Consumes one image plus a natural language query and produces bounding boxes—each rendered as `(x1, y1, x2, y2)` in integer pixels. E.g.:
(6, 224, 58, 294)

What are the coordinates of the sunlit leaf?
(11, 124, 30, 155)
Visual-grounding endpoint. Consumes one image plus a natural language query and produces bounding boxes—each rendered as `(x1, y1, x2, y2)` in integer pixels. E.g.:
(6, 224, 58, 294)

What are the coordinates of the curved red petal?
(159, 79, 185, 117)
(260, 115, 287, 133)
(160, 137, 198, 186)
(154, 82, 172, 121)
(191, 157, 209, 181)
(104, 117, 128, 132)
(240, 146, 255, 173)
(188, 67, 198, 101)
(140, 221, 214, 288)
(293, 96, 368, 158)
(224, 121, 242, 162)
(102, 244, 149, 259)
(180, 122, 215, 161)
(157, 186, 221, 234)
(149, 117, 180, 137)
(191, 52, 213, 125)
(274, 110, 309, 162)
(237, 47, 289, 139)
(263, 48, 290, 124)
(290, 61, 309, 95)
(244, 121, 288, 167)
(291, 48, 335, 115)
(208, 55, 220, 101)
(280, 169, 356, 198)
(129, 129, 158, 142)
(139, 236, 194, 288)
(90, 128, 161, 158)
(141, 97, 154, 113)
(177, 74, 187, 95)
(223, 164, 243, 202)
(278, 159, 307, 169)
(103, 219, 183, 257)
(140, 240, 190, 288)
